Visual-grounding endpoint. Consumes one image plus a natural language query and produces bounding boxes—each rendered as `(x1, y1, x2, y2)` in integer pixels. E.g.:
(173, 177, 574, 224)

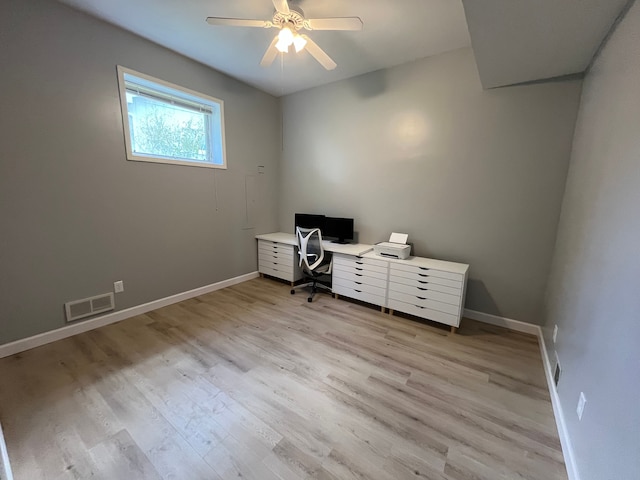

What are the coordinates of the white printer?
(373, 232, 411, 260)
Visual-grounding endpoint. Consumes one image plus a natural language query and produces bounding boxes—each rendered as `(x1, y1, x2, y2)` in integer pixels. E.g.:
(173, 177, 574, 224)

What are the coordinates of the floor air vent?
(65, 292, 115, 322)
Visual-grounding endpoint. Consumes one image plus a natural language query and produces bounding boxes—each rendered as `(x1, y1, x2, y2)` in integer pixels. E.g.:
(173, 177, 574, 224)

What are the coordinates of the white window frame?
(116, 65, 227, 169)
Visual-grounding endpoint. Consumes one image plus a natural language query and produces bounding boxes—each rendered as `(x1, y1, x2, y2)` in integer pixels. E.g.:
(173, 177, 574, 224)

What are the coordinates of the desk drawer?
(333, 263, 388, 281)
(389, 267, 462, 289)
(388, 290, 459, 316)
(388, 281, 461, 306)
(388, 299, 459, 327)
(333, 284, 386, 308)
(333, 276, 386, 297)
(259, 259, 292, 274)
(334, 260, 388, 276)
(334, 254, 388, 270)
(258, 241, 295, 257)
(259, 251, 295, 267)
(388, 274, 461, 296)
(259, 264, 296, 282)
(332, 269, 387, 289)
(390, 262, 463, 282)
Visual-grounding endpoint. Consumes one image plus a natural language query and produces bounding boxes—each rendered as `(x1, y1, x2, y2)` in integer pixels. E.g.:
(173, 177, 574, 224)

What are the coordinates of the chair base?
(291, 279, 332, 302)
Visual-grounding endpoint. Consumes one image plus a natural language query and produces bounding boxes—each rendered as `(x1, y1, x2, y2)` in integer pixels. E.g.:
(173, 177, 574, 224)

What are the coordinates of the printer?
(373, 232, 411, 260)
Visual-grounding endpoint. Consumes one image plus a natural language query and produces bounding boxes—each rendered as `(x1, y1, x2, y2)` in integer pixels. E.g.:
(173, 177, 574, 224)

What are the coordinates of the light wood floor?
(0, 278, 567, 480)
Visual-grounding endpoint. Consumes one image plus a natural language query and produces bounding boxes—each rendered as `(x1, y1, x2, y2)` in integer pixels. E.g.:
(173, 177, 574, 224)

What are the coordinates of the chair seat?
(313, 263, 332, 275)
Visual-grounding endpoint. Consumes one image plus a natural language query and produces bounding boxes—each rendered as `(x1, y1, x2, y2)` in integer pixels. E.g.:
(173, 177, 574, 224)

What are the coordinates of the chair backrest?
(296, 227, 325, 271)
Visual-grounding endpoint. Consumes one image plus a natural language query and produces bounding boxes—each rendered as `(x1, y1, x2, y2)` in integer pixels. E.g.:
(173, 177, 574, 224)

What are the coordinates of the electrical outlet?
(114, 280, 124, 293)
(553, 324, 558, 343)
(577, 392, 587, 420)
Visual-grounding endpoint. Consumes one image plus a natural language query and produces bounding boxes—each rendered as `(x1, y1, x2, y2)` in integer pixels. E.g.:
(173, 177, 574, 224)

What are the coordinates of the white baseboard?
(0, 421, 13, 480)
(0, 271, 259, 359)
(537, 329, 580, 480)
(463, 308, 541, 335)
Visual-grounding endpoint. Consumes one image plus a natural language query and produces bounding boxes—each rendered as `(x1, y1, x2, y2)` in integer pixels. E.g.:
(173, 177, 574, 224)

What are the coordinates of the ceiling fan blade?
(272, 0, 290, 14)
(305, 17, 363, 31)
(260, 36, 280, 67)
(206, 17, 272, 28)
(302, 35, 337, 70)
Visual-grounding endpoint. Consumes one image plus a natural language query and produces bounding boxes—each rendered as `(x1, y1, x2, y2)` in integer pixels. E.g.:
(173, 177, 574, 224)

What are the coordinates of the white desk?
(255, 232, 469, 333)
(255, 232, 374, 256)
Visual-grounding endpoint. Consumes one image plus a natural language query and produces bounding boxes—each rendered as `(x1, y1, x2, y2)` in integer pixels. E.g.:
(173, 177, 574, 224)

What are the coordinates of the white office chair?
(290, 227, 333, 302)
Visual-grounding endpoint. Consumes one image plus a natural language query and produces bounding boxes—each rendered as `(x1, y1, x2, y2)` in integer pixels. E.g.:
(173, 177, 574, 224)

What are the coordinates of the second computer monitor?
(324, 217, 354, 244)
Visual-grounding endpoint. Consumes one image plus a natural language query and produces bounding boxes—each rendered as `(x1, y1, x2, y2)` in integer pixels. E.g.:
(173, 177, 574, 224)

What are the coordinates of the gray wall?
(0, 0, 281, 345)
(543, 2, 640, 479)
(279, 48, 582, 324)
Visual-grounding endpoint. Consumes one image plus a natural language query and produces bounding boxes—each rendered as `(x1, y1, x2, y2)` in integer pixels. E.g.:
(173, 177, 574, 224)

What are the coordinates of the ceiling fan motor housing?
(273, 6, 305, 30)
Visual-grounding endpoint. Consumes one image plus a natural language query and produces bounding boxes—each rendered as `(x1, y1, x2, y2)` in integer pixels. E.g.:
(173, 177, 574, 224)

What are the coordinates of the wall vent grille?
(554, 358, 562, 387)
(64, 292, 114, 323)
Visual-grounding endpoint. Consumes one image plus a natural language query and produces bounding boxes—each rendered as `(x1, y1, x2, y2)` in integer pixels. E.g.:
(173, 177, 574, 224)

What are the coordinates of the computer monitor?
(324, 217, 354, 244)
(294, 213, 325, 230)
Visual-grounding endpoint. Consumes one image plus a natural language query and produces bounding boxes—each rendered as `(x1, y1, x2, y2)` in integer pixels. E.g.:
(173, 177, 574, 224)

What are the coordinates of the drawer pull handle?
(355, 273, 363, 277)
(419, 267, 430, 271)
(418, 280, 429, 284)
(416, 296, 426, 300)
(356, 261, 364, 265)
(417, 287, 428, 291)
(355, 282, 362, 285)
(415, 305, 425, 309)
(355, 267, 363, 271)
(356, 256, 363, 259)
(418, 274, 429, 277)
(355, 289, 362, 293)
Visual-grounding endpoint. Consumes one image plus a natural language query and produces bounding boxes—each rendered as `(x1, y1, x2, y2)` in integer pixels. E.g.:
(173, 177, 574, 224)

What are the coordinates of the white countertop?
(256, 232, 374, 257)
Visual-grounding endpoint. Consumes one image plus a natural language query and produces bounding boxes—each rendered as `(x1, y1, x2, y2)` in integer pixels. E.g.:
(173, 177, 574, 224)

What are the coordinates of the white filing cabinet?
(387, 257, 468, 330)
(332, 253, 388, 311)
(257, 239, 303, 284)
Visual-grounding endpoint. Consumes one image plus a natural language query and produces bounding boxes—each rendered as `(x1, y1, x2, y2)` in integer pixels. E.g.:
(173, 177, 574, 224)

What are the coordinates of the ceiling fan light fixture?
(293, 34, 307, 52)
(278, 25, 294, 45)
(275, 37, 290, 53)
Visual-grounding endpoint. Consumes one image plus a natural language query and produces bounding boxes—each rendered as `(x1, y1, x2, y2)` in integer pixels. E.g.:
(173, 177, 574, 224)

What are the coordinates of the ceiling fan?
(206, 0, 363, 71)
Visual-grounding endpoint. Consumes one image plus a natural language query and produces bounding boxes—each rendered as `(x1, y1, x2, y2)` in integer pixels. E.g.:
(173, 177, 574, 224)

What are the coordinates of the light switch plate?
(114, 280, 124, 293)
(577, 392, 587, 420)
(552, 325, 558, 343)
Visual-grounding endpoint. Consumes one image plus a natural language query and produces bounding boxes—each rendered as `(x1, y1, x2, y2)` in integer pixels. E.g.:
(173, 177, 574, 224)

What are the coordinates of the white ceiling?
(55, 0, 471, 96)
(55, 0, 628, 96)
(462, 0, 630, 88)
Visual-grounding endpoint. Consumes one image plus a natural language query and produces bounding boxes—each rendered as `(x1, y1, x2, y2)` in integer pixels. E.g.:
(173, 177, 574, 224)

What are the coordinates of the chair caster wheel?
(307, 297, 312, 303)
(290, 289, 295, 295)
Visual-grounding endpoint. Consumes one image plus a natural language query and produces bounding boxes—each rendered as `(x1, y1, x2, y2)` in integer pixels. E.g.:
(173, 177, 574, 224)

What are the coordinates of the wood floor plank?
(0, 277, 567, 480)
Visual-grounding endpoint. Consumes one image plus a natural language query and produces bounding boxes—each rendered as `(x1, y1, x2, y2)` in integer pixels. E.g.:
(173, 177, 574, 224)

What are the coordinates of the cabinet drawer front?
(259, 251, 295, 267)
(388, 274, 462, 296)
(259, 264, 294, 282)
(333, 277, 387, 297)
(259, 259, 293, 274)
(388, 281, 461, 306)
(333, 259, 388, 276)
(334, 254, 388, 270)
(333, 263, 388, 281)
(258, 246, 295, 260)
(388, 268, 462, 289)
(388, 290, 459, 316)
(390, 262, 462, 282)
(388, 299, 459, 327)
(332, 269, 387, 289)
(258, 240, 295, 254)
(333, 285, 386, 308)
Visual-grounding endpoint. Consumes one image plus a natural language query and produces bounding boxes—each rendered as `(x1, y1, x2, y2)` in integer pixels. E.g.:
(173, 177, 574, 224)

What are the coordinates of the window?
(117, 66, 226, 169)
